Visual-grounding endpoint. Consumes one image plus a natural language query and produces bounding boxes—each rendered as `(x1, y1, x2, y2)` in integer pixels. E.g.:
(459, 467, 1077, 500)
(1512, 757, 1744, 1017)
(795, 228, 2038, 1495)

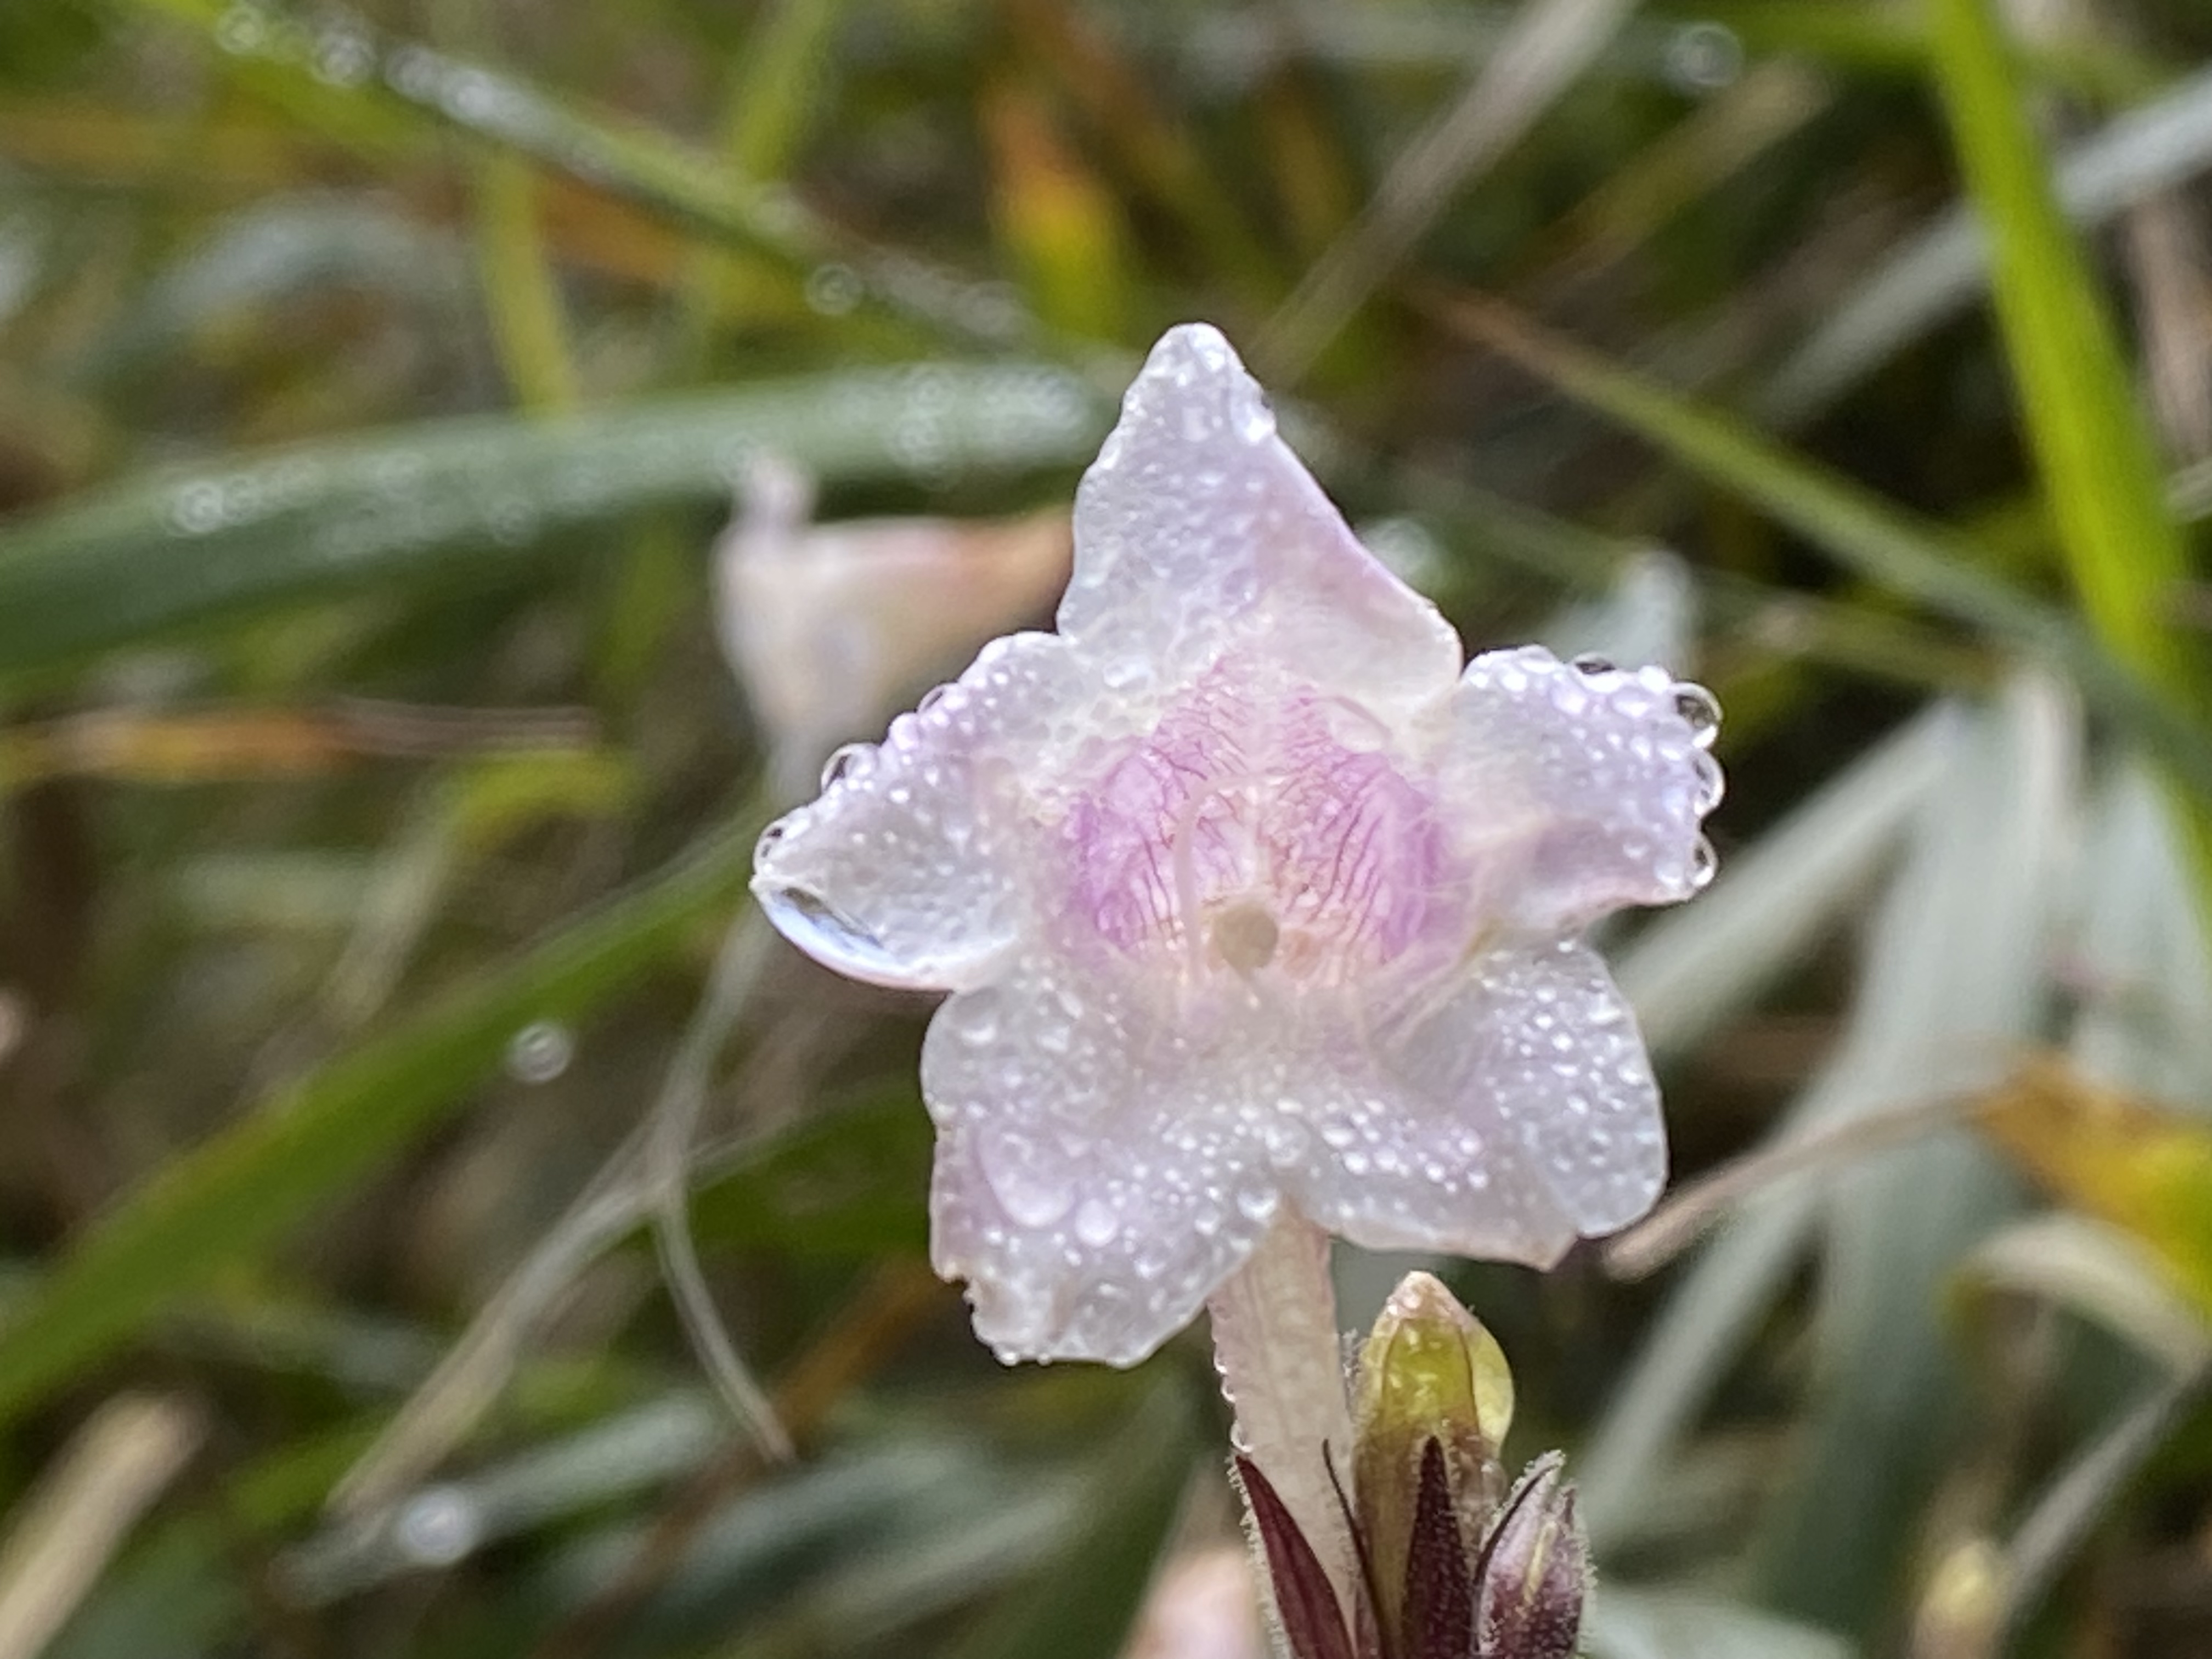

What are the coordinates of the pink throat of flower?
(1063, 666, 1453, 987)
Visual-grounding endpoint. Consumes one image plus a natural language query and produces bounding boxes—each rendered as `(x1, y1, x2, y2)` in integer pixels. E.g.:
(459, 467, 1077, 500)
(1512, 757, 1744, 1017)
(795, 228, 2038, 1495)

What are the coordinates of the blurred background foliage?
(2, 0, 2212, 1655)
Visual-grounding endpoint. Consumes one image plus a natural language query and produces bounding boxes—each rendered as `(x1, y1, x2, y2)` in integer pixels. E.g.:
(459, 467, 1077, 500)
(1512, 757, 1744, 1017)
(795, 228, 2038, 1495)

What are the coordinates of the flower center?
(1064, 663, 1454, 988)
(1209, 899, 1281, 974)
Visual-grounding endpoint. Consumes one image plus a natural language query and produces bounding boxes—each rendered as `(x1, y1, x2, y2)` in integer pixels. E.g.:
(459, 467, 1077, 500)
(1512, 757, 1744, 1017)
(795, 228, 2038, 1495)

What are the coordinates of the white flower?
(752, 325, 1722, 1366)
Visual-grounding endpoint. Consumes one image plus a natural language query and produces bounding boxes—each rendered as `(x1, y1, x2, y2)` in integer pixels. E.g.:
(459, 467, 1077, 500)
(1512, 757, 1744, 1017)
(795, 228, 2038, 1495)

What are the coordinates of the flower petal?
(920, 968, 1279, 1364)
(751, 631, 1086, 991)
(1059, 324, 1460, 710)
(1286, 941, 1666, 1256)
(1440, 646, 1722, 934)
(1401, 941, 1667, 1236)
(1280, 1028, 1581, 1269)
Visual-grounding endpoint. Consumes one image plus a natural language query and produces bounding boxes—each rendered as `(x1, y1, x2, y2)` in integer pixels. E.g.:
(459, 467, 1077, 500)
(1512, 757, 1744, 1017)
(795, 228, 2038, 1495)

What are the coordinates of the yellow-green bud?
(1350, 1272, 1515, 1653)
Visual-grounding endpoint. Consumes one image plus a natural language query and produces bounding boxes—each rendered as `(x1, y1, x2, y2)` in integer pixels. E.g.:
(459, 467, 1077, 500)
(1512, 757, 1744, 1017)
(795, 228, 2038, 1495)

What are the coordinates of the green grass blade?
(0, 809, 759, 1428)
(1928, 0, 2212, 928)
(0, 365, 1104, 686)
(1928, 0, 2205, 710)
(112, 0, 1039, 352)
(471, 153, 582, 413)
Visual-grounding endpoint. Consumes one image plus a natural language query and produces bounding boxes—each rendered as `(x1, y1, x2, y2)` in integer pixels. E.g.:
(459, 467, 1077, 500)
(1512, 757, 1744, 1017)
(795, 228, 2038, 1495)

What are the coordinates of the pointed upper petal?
(1059, 324, 1461, 709)
(1440, 646, 1722, 935)
(751, 631, 1086, 991)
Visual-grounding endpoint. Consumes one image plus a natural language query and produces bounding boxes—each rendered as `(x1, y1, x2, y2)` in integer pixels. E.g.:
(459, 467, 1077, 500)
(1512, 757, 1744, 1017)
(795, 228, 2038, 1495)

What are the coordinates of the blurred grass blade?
(471, 154, 582, 412)
(951, 1382, 1199, 1659)
(1261, 0, 1643, 380)
(1928, 0, 2212, 922)
(121, 0, 1041, 351)
(1753, 676, 2074, 1634)
(1539, 548, 1695, 679)
(1995, 1359, 2212, 1644)
(0, 364, 1103, 686)
(2068, 764, 2212, 1098)
(82, 199, 470, 382)
(1616, 704, 1951, 1064)
(1586, 1585, 1853, 1659)
(1430, 293, 2212, 808)
(719, 0, 850, 180)
(1584, 685, 2068, 1577)
(1961, 1213, 2212, 1376)
(0, 810, 759, 1429)
(1762, 60, 2212, 424)
(0, 1394, 205, 1659)
(1929, 0, 2205, 697)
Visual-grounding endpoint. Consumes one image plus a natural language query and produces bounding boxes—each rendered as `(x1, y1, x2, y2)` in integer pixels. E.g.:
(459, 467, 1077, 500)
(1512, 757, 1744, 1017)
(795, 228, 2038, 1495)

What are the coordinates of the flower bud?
(1475, 1453, 1589, 1659)
(1351, 1273, 1513, 1652)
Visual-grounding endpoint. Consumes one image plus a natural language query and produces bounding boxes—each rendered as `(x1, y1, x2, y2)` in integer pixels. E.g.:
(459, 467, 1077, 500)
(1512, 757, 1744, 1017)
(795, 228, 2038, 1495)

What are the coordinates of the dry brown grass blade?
(1604, 1089, 1970, 1280)
(524, 1260, 946, 1659)
(0, 1395, 205, 1659)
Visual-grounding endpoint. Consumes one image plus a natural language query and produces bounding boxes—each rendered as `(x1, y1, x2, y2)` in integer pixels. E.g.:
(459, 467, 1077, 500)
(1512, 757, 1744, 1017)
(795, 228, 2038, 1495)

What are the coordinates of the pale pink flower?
(714, 455, 1071, 800)
(752, 325, 1722, 1366)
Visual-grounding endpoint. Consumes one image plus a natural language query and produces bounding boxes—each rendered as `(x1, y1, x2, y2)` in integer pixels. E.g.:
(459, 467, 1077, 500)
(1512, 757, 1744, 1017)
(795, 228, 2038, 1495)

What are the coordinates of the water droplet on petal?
(1689, 834, 1719, 890)
(1074, 1199, 1119, 1246)
(1235, 1185, 1280, 1224)
(1674, 682, 1722, 747)
(757, 883, 910, 981)
(1691, 749, 1725, 814)
(1264, 1119, 1311, 1166)
(819, 742, 876, 792)
(1571, 653, 1615, 676)
(979, 1130, 1073, 1229)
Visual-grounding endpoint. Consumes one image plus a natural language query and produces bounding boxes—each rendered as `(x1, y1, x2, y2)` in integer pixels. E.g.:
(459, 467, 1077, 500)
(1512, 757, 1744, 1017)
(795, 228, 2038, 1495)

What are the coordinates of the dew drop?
(1689, 834, 1719, 890)
(215, 2, 269, 55)
(1235, 1185, 1280, 1224)
(395, 1487, 481, 1567)
(1263, 1119, 1312, 1166)
(1664, 20, 1745, 93)
(819, 742, 875, 792)
(1674, 682, 1722, 747)
(505, 1020, 573, 1085)
(804, 262, 862, 315)
(1074, 1199, 1120, 1246)
(1234, 390, 1277, 444)
(979, 1131, 1073, 1228)
(756, 883, 911, 981)
(1692, 750, 1726, 814)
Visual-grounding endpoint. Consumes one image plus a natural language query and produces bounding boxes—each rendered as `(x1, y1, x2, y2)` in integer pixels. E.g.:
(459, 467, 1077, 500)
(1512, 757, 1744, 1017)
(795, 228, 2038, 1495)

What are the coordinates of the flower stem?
(1206, 1208, 1358, 1615)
